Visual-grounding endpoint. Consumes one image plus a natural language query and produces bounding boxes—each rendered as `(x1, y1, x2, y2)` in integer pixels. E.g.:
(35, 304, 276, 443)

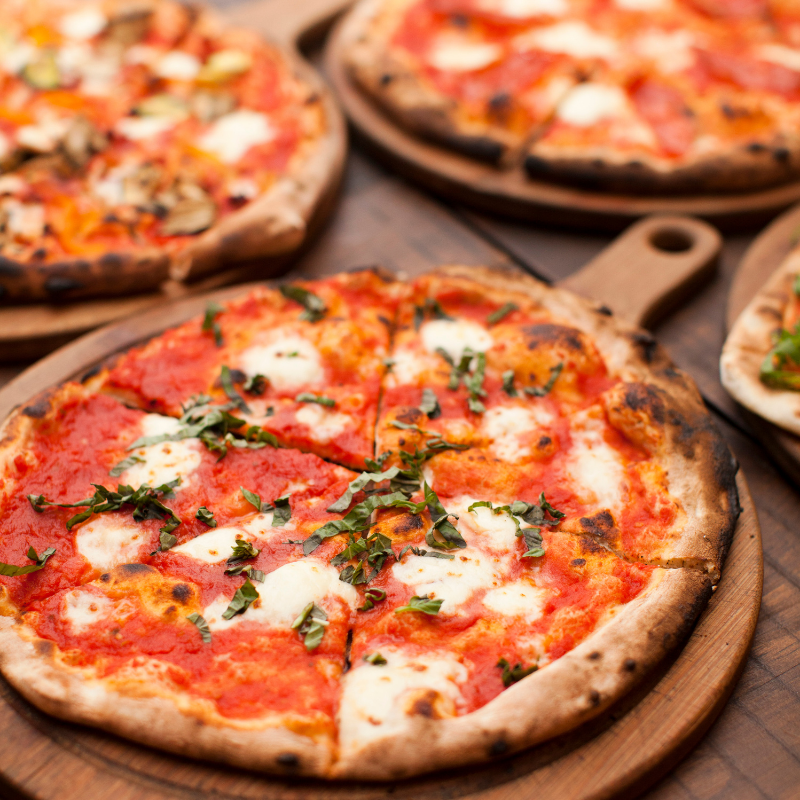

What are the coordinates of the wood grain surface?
(325, 8, 800, 233)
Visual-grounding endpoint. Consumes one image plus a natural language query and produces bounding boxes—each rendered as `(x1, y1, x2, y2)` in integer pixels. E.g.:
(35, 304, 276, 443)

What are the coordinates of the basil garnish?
(419, 388, 441, 419)
(0, 546, 56, 577)
(222, 577, 259, 620)
(395, 594, 443, 615)
(761, 323, 800, 390)
(240, 486, 262, 512)
(196, 506, 216, 527)
(424, 483, 465, 550)
(187, 612, 212, 643)
(109, 455, 145, 478)
(326, 466, 401, 513)
(243, 374, 267, 395)
(202, 301, 224, 347)
(220, 365, 250, 413)
(524, 363, 563, 397)
(502, 370, 517, 397)
(487, 302, 518, 326)
(397, 544, 454, 560)
(296, 392, 335, 407)
(364, 652, 387, 665)
(414, 298, 453, 331)
(497, 657, 537, 687)
(358, 587, 386, 611)
(435, 347, 486, 412)
(291, 602, 328, 650)
(280, 284, 327, 322)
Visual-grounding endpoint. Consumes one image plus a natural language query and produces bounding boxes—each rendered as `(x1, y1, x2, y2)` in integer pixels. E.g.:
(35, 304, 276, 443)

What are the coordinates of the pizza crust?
(721, 247, 800, 435)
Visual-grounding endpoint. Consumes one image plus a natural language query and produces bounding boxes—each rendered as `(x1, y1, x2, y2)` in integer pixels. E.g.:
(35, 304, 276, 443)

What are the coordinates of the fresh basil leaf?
(518, 527, 545, 558)
(227, 538, 260, 563)
(395, 594, 443, 615)
(222, 577, 259, 620)
(220, 365, 251, 413)
(423, 483, 465, 550)
(463, 352, 487, 414)
(243, 374, 267, 395)
(280, 284, 327, 322)
(538, 492, 565, 520)
(397, 544, 454, 560)
(291, 602, 328, 650)
(330, 534, 369, 566)
(295, 392, 335, 407)
(202, 301, 224, 347)
(265, 495, 292, 527)
(524, 363, 563, 397)
(502, 370, 518, 397)
(196, 506, 216, 527)
(339, 561, 367, 585)
(240, 486, 262, 512)
(497, 657, 537, 687)
(487, 302, 518, 326)
(364, 652, 387, 665)
(327, 467, 401, 513)
(109, 455, 145, 478)
(0, 546, 56, 577)
(358, 587, 386, 611)
(365, 451, 391, 472)
(187, 612, 212, 643)
(156, 529, 178, 552)
(419, 388, 441, 419)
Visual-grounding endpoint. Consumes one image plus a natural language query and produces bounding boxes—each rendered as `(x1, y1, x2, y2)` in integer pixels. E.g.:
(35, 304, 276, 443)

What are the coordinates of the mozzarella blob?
(239, 334, 324, 391)
(483, 580, 547, 621)
(520, 21, 618, 59)
(479, 0, 567, 17)
(59, 7, 107, 39)
(157, 51, 201, 80)
(63, 589, 113, 632)
(556, 83, 628, 127)
(295, 403, 351, 443)
(421, 319, 493, 363)
(481, 404, 553, 462)
(428, 37, 503, 72)
(199, 110, 275, 164)
(116, 116, 177, 141)
(75, 515, 148, 572)
(450, 498, 520, 552)
(123, 414, 201, 489)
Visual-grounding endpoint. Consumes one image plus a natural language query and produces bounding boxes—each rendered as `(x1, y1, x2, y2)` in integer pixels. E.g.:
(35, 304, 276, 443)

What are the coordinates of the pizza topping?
(418, 388, 441, 419)
(197, 49, 253, 83)
(202, 302, 225, 347)
(59, 8, 108, 40)
(556, 82, 628, 127)
(427, 35, 503, 73)
(291, 602, 329, 650)
(296, 392, 336, 407)
(497, 657, 538, 686)
(327, 466, 401, 513)
(172, 526, 258, 564)
(75, 515, 149, 570)
(199, 110, 275, 164)
(187, 612, 212, 644)
(63, 588, 113, 633)
(487, 302, 518, 325)
(481, 404, 554, 462)
(196, 506, 217, 527)
(363, 652, 387, 665)
(359, 588, 388, 611)
(295, 403, 352, 444)
(0, 546, 56, 577)
(421, 318, 493, 363)
(517, 21, 618, 59)
(484, 581, 547, 621)
(424, 483, 466, 550)
(279, 284, 328, 323)
(222, 577, 260, 620)
(760, 324, 800, 389)
(395, 594, 444, 615)
(239, 334, 324, 391)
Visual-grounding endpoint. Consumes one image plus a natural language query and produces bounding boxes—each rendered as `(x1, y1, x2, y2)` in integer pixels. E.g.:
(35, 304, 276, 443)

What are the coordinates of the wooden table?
(2, 33, 800, 800)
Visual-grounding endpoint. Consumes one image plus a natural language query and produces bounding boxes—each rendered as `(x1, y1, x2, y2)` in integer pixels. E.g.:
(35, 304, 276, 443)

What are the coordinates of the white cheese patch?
(59, 8, 107, 40)
(387, 347, 431, 386)
(116, 116, 177, 141)
(479, 0, 567, 17)
(338, 648, 467, 752)
(75, 515, 147, 571)
(123, 414, 201, 489)
(16, 117, 71, 153)
(0, 174, 24, 195)
(2, 200, 45, 241)
(199, 110, 275, 164)
(227, 178, 259, 200)
(428, 36, 502, 72)
(633, 29, 695, 73)
(63, 589, 113, 632)
(420, 319, 493, 363)
(568, 409, 625, 514)
(483, 579, 547, 621)
(391, 547, 502, 613)
(481, 404, 554, 462)
(1, 42, 37, 75)
(204, 559, 358, 631)
(757, 43, 800, 73)
(615, 0, 667, 9)
(449, 497, 519, 552)
(296, 403, 351, 444)
(239, 334, 323, 391)
(517, 21, 618, 59)
(157, 51, 202, 80)
(556, 83, 628, 127)
(172, 527, 252, 564)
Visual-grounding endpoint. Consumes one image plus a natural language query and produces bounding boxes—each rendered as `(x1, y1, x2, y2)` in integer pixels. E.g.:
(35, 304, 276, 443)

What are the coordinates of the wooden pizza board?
(726, 201, 800, 488)
(0, 214, 762, 800)
(0, 0, 349, 362)
(324, 3, 800, 233)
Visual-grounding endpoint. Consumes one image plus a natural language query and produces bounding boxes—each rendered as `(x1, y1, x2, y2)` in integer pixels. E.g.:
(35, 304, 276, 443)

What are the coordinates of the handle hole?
(649, 228, 694, 253)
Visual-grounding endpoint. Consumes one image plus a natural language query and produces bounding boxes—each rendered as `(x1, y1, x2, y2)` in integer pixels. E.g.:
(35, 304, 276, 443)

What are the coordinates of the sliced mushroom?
(197, 49, 252, 83)
(133, 92, 190, 119)
(190, 90, 236, 123)
(122, 163, 162, 207)
(161, 194, 216, 236)
(62, 116, 108, 169)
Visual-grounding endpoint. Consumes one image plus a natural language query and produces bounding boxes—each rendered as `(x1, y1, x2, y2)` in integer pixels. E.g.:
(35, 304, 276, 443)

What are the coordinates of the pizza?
(343, 0, 800, 193)
(0, 0, 334, 302)
(0, 266, 739, 779)
(721, 241, 800, 434)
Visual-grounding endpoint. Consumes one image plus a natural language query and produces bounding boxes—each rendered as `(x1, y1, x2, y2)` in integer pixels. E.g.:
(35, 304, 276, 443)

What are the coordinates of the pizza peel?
(324, 4, 800, 233)
(0, 213, 762, 800)
(0, 0, 349, 360)
(725, 201, 800, 488)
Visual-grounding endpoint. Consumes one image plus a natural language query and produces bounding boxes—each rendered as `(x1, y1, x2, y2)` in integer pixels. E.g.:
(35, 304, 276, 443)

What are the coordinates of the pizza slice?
(94, 269, 404, 470)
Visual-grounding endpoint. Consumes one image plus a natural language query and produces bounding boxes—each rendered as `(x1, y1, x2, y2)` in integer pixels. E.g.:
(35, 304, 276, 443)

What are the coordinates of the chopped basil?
(364, 652, 387, 665)
(220, 365, 250, 413)
(222, 577, 259, 620)
(424, 483, 465, 550)
(291, 602, 328, 650)
(243, 374, 267, 395)
(225, 563, 265, 581)
(364, 451, 391, 472)
(187, 612, 212, 643)
(296, 392, 335, 407)
(502, 370, 518, 397)
(524, 363, 563, 397)
(156, 528, 178, 552)
(358, 587, 387, 611)
(463, 351, 487, 414)
(331, 535, 369, 567)
(240, 486, 262, 512)
(326, 466, 401, 513)
(419, 388, 441, 419)
(498, 657, 537, 687)
(333, 529, 394, 585)
(202, 302, 224, 347)
(196, 506, 216, 527)
(226, 538, 260, 564)
(280, 284, 327, 322)
(761, 324, 800, 390)
(395, 594, 443, 615)
(487, 302, 518, 326)
(267, 495, 292, 527)
(0, 546, 56, 577)
(414, 298, 452, 331)
(397, 544, 454, 560)
(109, 455, 145, 478)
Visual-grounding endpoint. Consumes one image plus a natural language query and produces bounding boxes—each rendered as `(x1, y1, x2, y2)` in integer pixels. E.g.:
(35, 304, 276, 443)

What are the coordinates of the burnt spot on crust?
(80, 364, 102, 383)
(45, 276, 84, 294)
(99, 572, 111, 583)
(117, 563, 155, 577)
(774, 147, 790, 163)
(378, 315, 391, 327)
(0, 257, 23, 277)
(588, 651, 601, 661)
(523, 323, 585, 353)
(99, 253, 123, 270)
(396, 407, 424, 426)
(622, 383, 665, 424)
(579, 511, 616, 542)
(571, 558, 586, 567)
(489, 738, 509, 757)
(623, 658, 637, 672)
(22, 400, 50, 419)
(35, 639, 55, 657)
(276, 752, 300, 769)
(596, 305, 613, 316)
(747, 141, 767, 153)
(630, 332, 658, 364)
(379, 73, 393, 86)
(440, 132, 505, 164)
(171, 584, 192, 604)
(394, 514, 424, 534)
(588, 689, 601, 707)
(409, 690, 442, 719)
(578, 536, 608, 556)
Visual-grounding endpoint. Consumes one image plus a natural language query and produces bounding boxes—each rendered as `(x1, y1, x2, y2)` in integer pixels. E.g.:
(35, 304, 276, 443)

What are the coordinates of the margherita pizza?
(343, 0, 800, 192)
(0, 266, 739, 779)
(0, 0, 334, 301)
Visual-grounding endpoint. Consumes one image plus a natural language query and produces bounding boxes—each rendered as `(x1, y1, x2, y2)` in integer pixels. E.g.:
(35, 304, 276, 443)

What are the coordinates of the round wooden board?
(325, 9, 800, 233)
(0, 273, 762, 800)
(726, 202, 800, 487)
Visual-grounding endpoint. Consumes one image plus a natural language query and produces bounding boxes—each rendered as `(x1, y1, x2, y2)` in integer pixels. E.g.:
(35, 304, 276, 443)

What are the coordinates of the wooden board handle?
(222, 0, 353, 50)
(559, 215, 721, 329)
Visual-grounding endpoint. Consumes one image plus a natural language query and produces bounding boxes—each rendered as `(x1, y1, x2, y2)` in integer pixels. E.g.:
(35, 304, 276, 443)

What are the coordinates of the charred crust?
(631, 332, 658, 364)
(117, 563, 155, 577)
(35, 639, 54, 657)
(523, 323, 585, 352)
(773, 147, 790, 163)
(489, 738, 508, 756)
(623, 658, 637, 672)
(99, 253, 124, 269)
(395, 514, 424, 533)
(571, 558, 586, 567)
(747, 141, 767, 153)
(588, 689, 601, 706)
(22, 401, 50, 419)
(379, 73, 393, 86)
(409, 691, 440, 718)
(579, 511, 616, 541)
(622, 383, 666, 425)
(378, 315, 391, 327)
(81, 364, 102, 383)
(396, 407, 424, 425)
(439, 132, 505, 164)
(0, 257, 23, 277)
(99, 572, 111, 582)
(596, 305, 613, 316)
(276, 752, 300, 768)
(588, 651, 601, 660)
(171, 584, 192, 603)
(45, 276, 84, 294)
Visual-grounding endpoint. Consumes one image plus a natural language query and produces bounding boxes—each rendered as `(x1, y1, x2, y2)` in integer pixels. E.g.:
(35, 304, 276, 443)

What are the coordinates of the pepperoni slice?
(631, 80, 696, 157)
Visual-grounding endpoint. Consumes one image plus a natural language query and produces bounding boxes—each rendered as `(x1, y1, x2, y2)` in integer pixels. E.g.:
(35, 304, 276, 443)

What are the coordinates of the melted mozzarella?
(116, 116, 177, 141)
(483, 579, 547, 621)
(58, 7, 107, 39)
(568, 410, 625, 513)
(758, 43, 800, 72)
(391, 547, 502, 613)
(388, 347, 431, 386)
(479, 0, 567, 17)
(204, 559, 358, 631)
(16, 117, 70, 153)
(615, 0, 667, 9)
(481, 404, 553, 462)
(557, 83, 628, 126)
(123, 415, 201, 489)
(428, 36, 502, 72)
(1, 43, 37, 75)
(157, 51, 201, 80)
(240, 334, 324, 391)
(2, 201, 45, 241)
(420, 319, 493, 363)
(75, 516, 147, 571)
(199, 110, 275, 164)
(338, 648, 467, 752)
(634, 29, 695, 73)
(519, 21, 618, 59)
(296, 404, 350, 444)
(450, 498, 519, 552)
(63, 589, 113, 632)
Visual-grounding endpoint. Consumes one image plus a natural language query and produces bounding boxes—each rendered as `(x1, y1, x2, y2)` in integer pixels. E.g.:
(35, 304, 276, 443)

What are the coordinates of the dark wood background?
(2, 21, 800, 798)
